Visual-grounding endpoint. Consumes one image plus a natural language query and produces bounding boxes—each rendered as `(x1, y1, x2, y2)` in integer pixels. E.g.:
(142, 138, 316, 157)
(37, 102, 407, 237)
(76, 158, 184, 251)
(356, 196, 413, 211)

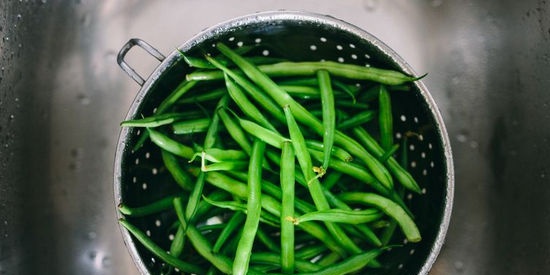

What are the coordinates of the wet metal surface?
(1, 1, 549, 274)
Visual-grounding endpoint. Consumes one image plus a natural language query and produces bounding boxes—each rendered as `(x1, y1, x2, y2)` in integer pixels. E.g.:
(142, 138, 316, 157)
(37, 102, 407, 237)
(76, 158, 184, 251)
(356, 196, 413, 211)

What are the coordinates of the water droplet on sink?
(431, 0, 444, 7)
(454, 260, 464, 272)
(363, 0, 380, 11)
(101, 256, 112, 267)
(456, 133, 468, 143)
(88, 250, 97, 260)
(77, 94, 90, 105)
(87, 231, 97, 240)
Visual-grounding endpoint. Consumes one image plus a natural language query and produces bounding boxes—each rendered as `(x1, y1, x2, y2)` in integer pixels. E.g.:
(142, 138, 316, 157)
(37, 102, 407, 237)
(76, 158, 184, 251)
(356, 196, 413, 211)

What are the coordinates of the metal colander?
(115, 10, 453, 275)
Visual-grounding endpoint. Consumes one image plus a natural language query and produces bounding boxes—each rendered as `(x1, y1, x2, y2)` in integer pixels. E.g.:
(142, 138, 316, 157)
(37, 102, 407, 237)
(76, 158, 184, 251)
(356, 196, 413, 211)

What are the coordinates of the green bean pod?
(118, 195, 178, 217)
(353, 127, 421, 193)
(293, 208, 383, 225)
(172, 117, 211, 134)
(147, 128, 194, 159)
(233, 140, 266, 275)
(161, 149, 194, 191)
(338, 192, 421, 242)
(284, 104, 361, 255)
(212, 212, 245, 253)
(378, 85, 394, 150)
(280, 141, 295, 273)
(317, 69, 336, 171)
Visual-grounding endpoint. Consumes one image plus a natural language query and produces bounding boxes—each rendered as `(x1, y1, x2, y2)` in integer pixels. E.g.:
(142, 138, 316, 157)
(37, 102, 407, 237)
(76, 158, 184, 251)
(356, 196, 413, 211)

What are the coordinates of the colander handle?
(117, 38, 166, 86)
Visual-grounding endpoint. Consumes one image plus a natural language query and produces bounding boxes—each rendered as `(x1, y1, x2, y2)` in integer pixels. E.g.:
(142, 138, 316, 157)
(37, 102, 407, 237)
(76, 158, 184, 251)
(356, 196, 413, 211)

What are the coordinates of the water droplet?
(363, 0, 380, 11)
(87, 231, 97, 240)
(431, 0, 444, 7)
(101, 256, 112, 267)
(456, 133, 468, 143)
(77, 94, 90, 105)
(88, 250, 97, 260)
(454, 260, 464, 272)
(16, 14, 22, 20)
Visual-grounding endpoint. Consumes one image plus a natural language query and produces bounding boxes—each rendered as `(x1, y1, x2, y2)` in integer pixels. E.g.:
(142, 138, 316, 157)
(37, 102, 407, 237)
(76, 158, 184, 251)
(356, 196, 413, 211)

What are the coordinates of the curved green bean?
(338, 192, 421, 242)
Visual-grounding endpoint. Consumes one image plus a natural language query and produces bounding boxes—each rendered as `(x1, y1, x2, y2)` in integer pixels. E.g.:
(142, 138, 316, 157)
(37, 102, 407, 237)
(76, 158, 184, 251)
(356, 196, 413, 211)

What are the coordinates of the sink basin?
(1, 1, 549, 274)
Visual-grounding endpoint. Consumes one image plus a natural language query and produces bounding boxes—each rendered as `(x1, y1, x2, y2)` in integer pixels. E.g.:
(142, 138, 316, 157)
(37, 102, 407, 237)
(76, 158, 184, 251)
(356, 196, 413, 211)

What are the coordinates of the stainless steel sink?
(1, 0, 549, 274)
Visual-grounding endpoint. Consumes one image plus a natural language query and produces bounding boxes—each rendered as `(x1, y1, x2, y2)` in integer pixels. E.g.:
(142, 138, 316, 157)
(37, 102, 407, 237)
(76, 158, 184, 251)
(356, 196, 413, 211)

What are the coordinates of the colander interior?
(115, 12, 452, 275)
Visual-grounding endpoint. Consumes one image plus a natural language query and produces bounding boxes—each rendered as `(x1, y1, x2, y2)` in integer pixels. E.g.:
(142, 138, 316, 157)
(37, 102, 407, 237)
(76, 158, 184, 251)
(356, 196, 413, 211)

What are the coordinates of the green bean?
(315, 252, 341, 267)
(190, 59, 420, 86)
(295, 244, 328, 260)
(305, 140, 353, 162)
(317, 69, 336, 172)
(172, 117, 211, 134)
(282, 85, 323, 98)
(118, 195, 178, 217)
(277, 77, 358, 102)
(381, 137, 408, 245)
(336, 110, 376, 130)
(131, 80, 199, 150)
(378, 85, 394, 150)
(256, 228, 281, 253)
(202, 171, 346, 256)
(238, 117, 289, 148)
(173, 197, 234, 274)
(226, 170, 317, 214)
(212, 212, 245, 253)
(217, 107, 252, 154)
(224, 74, 278, 132)
(203, 95, 227, 149)
(216, 42, 393, 189)
(322, 171, 343, 190)
(298, 249, 385, 275)
(204, 53, 286, 123)
(178, 88, 226, 104)
(147, 128, 194, 159)
(308, 149, 389, 196)
(352, 127, 421, 193)
(338, 192, 421, 242)
(169, 224, 186, 258)
(293, 209, 382, 225)
(202, 196, 280, 228)
(284, 105, 361, 255)
(233, 140, 266, 275)
(192, 148, 248, 163)
(161, 149, 194, 191)
(184, 96, 227, 227)
(202, 160, 249, 172)
(118, 219, 205, 274)
(250, 252, 322, 273)
(320, 188, 382, 247)
(280, 141, 295, 273)
(185, 172, 206, 225)
(380, 143, 400, 162)
(121, 112, 187, 128)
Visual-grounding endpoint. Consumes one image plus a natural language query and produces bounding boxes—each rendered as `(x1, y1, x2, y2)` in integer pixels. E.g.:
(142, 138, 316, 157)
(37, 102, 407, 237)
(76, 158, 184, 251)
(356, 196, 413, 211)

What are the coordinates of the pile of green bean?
(118, 42, 424, 275)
